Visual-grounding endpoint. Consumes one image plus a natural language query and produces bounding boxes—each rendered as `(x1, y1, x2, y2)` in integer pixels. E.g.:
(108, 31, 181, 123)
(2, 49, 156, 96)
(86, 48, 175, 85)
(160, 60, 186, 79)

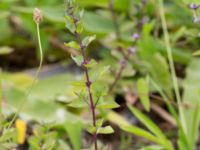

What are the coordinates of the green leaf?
(64, 121, 83, 150)
(65, 15, 76, 33)
(71, 55, 83, 66)
(0, 71, 2, 115)
(141, 53, 172, 99)
(67, 99, 88, 108)
(96, 119, 104, 128)
(97, 126, 114, 134)
(97, 100, 119, 109)
(57, 140, 71, 150)
(127, 105, 173, 150)
(121, 125, 163, 145)
(76, 21, 84, 34)
(65, 41, 80, 50)
(84, 59, 97, 68)
(3, 87, 61, 122)
(137, 77, 150, 111)
(107, 111, 130, 126)
(87, 125, 96, 134)
(83, 11, 115, 34)
(183, 59, 200, 148)
(128, 105, 166, 140)
(90, 66, 110, 81)
(70, 81, 85, 88)
(82, 35, 96, 47)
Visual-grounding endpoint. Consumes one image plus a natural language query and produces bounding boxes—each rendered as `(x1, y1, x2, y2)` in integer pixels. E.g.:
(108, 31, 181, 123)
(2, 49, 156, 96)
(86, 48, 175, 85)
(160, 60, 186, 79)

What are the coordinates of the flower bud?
(132, 33, 140, 40)
(33, 8, 42, 24)
(189, 3, 199, 10)
(128, 47, 136, 54)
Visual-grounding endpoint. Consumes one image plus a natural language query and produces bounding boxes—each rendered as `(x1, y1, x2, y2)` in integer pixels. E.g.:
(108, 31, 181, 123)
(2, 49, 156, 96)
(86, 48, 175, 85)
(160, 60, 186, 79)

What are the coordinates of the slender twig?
(159, 0, 186, 132)
(0, 69, 2, 116)
(108, 60, 127, 94)
(6, 9, 43, 129)
(76, 33, 98, 150)
(108, 48, 134, 94)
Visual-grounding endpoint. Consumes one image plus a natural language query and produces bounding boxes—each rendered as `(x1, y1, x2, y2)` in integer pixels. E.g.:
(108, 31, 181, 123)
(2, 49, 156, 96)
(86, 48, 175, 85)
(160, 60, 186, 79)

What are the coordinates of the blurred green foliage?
(1, 0, 200, 149)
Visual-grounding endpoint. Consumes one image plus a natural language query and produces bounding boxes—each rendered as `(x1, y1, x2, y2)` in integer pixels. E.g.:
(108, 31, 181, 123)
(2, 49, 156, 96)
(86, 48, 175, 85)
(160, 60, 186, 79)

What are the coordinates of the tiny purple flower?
(189, 3, 199, 10)
(128, 47, 136, 54)
(120, 60, 127, 66)
(132, 33, 140, 40)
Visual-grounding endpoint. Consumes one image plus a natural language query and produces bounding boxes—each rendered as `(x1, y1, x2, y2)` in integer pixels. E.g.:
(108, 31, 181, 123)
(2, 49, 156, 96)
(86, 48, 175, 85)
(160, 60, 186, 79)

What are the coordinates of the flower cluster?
(33, 8, 42, 24)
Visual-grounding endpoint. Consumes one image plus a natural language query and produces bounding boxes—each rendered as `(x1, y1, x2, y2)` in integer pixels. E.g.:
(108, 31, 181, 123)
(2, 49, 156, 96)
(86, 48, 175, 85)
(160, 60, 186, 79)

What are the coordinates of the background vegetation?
(0, 0, 200, 149)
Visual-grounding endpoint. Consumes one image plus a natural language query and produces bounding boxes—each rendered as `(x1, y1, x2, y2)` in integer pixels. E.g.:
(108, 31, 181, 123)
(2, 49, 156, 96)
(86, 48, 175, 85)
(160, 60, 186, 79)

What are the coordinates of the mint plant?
(65, 0, 117, 149)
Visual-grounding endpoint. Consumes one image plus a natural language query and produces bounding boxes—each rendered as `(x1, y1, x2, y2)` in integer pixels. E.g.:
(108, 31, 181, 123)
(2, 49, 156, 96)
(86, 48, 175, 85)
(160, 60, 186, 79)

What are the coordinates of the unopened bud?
(189, 3, 199, 10)
(132, 33, 140, 40)
(128, 47, 136, 54)
(33, 8, 42, 24)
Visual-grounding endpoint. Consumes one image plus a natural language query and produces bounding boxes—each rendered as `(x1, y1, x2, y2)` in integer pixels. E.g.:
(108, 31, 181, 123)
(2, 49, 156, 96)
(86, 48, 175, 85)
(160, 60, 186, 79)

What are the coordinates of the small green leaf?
(85, 59, 97, 68)
(65, 41, 80, 50)
(67, 99, 88, 108)
(65, 15, 76, 33)
(96, 119, 104, 128)
(107, 111, 130, 126)
(91, 66, 110, 81)
(87, 125, 96, 134)
(120, 125, 161, 144)
(137, 77, 150, 111)
(97, 126, 114, 134)
(79, 9, 84, 18)
(127, 105, 173, 150)
(70, 81, 85, 87)
(82, 35, 96, 47)
(76, 22, 83, 34)
(64, 121, 83, 150)
(71, 55, 83, 66)
(97, 100, 119, 109)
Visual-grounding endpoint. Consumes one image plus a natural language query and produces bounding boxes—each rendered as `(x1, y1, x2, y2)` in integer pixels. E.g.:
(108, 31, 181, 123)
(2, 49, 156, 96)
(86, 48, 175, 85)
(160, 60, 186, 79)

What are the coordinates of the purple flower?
(128, 47, 136, 54)
(132, 33, 140, 40)
(189, 3, 199, 10)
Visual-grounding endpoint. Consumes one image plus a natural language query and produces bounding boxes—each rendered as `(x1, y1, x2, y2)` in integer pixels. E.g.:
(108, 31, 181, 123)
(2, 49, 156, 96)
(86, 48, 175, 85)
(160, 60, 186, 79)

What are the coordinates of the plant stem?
(70, 12, 98, 148)
(108, 59, 126, 94)
(159, 0, 186, 132)
(108, 50, 132, 94)
(75, 32, 98, 150)
(6, 22, 43, 129)
(0, 69, 2, 116)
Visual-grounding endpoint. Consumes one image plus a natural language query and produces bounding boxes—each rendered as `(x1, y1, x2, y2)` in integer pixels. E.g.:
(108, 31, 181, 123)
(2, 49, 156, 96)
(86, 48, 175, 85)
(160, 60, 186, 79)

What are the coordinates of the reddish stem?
(108, 50, 132, 94)
(75, 31, 98, 150)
